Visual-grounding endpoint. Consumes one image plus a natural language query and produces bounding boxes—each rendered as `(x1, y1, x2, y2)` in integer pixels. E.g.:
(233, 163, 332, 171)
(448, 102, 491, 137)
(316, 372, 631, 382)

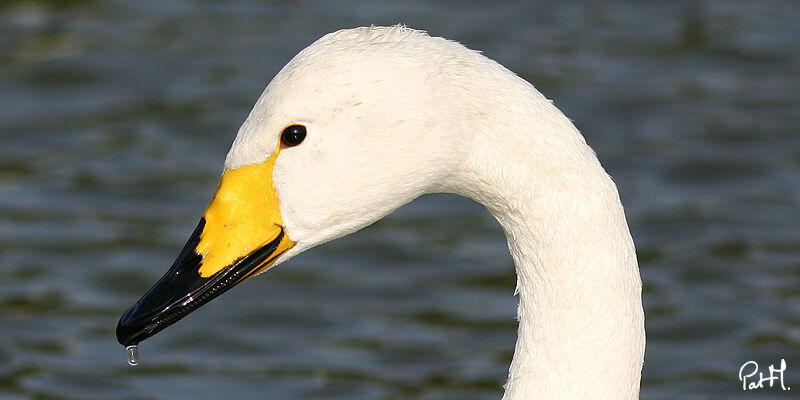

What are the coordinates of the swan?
(117, 25, 645, 399)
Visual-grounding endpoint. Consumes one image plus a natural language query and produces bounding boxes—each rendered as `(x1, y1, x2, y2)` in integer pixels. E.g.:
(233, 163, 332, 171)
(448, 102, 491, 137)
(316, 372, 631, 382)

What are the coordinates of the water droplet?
(126, 345, 140, 367)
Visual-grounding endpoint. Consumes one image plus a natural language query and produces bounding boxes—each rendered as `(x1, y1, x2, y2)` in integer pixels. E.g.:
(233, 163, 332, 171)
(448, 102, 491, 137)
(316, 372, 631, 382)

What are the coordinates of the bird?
(117, 25, 645, 400)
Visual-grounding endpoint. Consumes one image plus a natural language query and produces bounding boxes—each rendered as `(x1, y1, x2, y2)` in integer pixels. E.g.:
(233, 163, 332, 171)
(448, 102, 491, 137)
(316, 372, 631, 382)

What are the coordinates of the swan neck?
(497, 196, 644, 400)
(452, 95, 645, 399)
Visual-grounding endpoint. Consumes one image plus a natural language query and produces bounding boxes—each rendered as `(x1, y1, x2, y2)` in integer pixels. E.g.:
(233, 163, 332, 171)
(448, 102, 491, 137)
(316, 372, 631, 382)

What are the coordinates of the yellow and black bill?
(116, 157, 294, 346)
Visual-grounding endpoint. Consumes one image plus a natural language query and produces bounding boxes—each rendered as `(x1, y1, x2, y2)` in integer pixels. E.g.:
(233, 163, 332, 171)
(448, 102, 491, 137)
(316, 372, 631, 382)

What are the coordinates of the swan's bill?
(116, 148, 295, 347)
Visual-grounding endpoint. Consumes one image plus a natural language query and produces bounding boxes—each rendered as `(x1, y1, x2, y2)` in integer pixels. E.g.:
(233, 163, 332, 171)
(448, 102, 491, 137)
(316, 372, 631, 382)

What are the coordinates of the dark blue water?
(1, 1, 799, 399)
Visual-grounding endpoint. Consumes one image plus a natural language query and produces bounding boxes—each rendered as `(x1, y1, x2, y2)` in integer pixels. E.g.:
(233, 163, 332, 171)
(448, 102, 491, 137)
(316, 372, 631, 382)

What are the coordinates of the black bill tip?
(116, 219, 285, 346)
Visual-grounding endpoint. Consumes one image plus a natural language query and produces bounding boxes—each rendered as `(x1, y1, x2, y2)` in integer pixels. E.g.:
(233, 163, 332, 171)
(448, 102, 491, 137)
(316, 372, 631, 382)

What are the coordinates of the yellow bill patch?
(196, 147, 295, 278)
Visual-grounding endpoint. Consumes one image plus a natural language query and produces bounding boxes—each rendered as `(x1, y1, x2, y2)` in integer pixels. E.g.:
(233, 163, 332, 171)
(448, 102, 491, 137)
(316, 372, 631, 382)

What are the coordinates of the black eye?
(281, 124, 307, 148)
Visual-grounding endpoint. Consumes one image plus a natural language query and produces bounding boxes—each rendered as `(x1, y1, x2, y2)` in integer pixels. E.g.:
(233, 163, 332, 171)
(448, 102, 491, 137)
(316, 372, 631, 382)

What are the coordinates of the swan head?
(116, 26, 484, 345)
(241, 31, 473, 256)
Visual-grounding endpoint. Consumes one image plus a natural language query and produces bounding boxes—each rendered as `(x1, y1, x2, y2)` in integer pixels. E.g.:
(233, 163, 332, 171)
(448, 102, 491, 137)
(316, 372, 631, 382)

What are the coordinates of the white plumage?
(228, 25, 645, 400)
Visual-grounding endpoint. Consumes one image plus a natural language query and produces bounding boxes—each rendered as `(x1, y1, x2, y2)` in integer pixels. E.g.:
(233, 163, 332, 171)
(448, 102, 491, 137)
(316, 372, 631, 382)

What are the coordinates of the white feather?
(227, 25, 644, 400)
